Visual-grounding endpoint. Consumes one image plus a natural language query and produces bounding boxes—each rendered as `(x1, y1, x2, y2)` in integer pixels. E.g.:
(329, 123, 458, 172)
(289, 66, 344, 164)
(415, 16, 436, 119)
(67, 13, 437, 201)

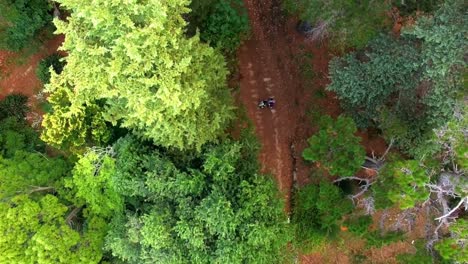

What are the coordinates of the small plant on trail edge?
(302, 115, 366, 176)
(0, 94, 29, 120)
(36, 53, 65, 84)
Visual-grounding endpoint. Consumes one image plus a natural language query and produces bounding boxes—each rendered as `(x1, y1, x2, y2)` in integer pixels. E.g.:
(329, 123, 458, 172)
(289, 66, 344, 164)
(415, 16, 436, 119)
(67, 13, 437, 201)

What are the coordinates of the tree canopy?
(302, 115, 365, 176)
(104, 136, 291, 263)
(42, 0, 234, 151)
(0, 0, 52, 50)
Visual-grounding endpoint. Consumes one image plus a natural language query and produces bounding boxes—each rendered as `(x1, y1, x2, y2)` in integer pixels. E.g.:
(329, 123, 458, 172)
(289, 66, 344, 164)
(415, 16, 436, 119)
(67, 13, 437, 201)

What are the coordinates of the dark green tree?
(36, 53, 66, 84)
(200, 0, 250, 53)
(283, 0, 389, 49)
(302, 115, 365, 176)
(292, 181, 353, 243)
(105, 135, 291, 263)
(0, 0, 52, 51)
(327, 1, 466, 154)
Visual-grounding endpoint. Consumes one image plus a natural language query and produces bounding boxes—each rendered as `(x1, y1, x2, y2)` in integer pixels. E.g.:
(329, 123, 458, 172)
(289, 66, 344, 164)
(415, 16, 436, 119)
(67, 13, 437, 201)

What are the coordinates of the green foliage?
(328, 35, 422, 128)
(393, 0, 442, 16)
(0, 150, 69, 200)
(283, 0, 390, 49)
(0, 98, 107, 263)
(345, 215, 372, 236)
(397, 240, 435, 264)
(0, 0, 52, 51)
(0, 195, 106, 263)
(0, 94, 29, 120)
(292, 181, 353, 249)
(105, 136, 291, 263)
(43, 0, 234, 151)
(374, 160, 430, 209)
(364, 230, 405, 249)
(200, 0, 250, 53)
(435, 219, 468, 263)
(41, 87, 110, 152)
(403, 0, 467, 129)
(0, 117, 44, 156)
(187, 0, 217, 35)
(36, 53, 65, 84)
(67, 148, 123, 218)
(302, 115, 365, 176)
(328, 2, 466, 153)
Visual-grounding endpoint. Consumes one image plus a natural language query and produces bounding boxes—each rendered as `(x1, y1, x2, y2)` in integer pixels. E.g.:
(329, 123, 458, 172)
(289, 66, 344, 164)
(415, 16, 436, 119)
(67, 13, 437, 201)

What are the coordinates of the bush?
(397, 240, 435, 264)
(36, 54, 65, 84)
(365, 230, 405, 248)
(0, 94, 29, 120)
(435, 219, 468, 263)
(0, 0, 52, 51)
(283, 0, 390, 49)
(200, 0, 250, 53)
(302, 115, 365, 176)
(393, 0, 442, 16)
(292, 181, 353, 247)
(345, 215, 372, 236)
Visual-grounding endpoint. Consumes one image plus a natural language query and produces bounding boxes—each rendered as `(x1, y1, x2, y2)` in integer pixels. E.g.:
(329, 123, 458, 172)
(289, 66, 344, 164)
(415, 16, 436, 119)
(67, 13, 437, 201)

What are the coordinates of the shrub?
(200, 0, 250, 53)
(0, 0, 52, 51)
(345, 215, 372, 236)
(36, 53, 65, 84)
(302, 115, 365, 176)
(0, 94, 29, 120)
(292, 181, 353, 247)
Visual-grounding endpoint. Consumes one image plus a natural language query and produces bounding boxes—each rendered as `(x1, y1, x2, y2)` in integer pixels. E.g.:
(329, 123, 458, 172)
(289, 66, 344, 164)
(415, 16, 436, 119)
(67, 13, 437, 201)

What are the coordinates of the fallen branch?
(21, 186, 55, 194)
(66, 206, 82, 228)
(435, 197, 467, 222)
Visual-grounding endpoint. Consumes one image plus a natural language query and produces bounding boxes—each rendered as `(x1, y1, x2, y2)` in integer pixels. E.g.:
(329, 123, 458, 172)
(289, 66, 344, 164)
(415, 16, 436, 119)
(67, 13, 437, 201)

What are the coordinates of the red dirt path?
(0, 35, 64, 110)
(238, 0, 331, 213)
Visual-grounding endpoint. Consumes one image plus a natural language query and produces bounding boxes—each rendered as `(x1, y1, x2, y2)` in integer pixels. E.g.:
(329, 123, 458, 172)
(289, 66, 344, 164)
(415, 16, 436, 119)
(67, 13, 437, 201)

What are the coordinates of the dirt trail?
(0, 35, 64, 110)
(239, 0, 302, 212)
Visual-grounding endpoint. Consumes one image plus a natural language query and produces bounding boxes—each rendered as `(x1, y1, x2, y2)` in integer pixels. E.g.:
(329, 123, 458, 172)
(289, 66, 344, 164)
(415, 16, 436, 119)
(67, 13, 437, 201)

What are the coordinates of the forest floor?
(0, 34, 64, 123)
(237, 0, 425, 263)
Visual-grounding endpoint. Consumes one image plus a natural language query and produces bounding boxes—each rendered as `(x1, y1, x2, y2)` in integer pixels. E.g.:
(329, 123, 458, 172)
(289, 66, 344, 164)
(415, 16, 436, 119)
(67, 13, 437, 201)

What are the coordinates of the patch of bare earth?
(0, 34, 64, 123)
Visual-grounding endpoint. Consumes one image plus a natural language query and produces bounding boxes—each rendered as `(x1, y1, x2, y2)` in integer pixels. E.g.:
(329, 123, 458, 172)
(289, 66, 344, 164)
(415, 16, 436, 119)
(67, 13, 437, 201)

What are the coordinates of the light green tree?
(374, 160, 430, 210)
(435, 219, 468, 263)
(67, 147, 123, 218)
(0, 194, 106, 263)
(42, 0, 234, 151)
(302, 115, 365, 176)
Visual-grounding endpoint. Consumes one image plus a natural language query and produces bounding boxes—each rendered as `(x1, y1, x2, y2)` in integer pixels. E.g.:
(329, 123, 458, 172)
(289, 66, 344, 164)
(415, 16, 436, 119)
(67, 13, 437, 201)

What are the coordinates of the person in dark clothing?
(267, 97, 275, 108)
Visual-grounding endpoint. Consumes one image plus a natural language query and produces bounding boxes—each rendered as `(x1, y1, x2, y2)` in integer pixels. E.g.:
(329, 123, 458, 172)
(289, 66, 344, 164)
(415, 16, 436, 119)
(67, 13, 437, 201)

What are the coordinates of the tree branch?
(23, 186, 55, 194)
(434, 197, 467, 221)
(66, 206, 82, 228)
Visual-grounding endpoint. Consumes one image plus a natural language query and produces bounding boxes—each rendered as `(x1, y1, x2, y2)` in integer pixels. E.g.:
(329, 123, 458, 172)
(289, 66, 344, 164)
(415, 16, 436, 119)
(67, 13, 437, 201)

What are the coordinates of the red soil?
(0, 35, 64, 114)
